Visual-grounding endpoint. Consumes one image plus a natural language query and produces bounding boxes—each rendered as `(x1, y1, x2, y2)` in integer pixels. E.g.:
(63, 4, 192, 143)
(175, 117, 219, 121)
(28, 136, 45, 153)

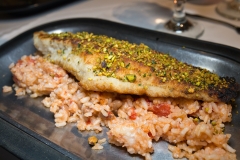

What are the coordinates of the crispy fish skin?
(33, 31, 239, 102)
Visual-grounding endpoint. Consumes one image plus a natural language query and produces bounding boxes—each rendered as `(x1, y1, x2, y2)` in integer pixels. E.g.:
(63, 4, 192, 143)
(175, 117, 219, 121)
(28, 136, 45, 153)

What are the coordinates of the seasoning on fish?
(34, 31, 240, 102)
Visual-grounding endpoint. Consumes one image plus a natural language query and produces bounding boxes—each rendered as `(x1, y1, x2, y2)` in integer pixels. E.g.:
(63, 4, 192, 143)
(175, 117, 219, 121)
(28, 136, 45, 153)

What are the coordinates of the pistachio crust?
(34, 31, 240, 102)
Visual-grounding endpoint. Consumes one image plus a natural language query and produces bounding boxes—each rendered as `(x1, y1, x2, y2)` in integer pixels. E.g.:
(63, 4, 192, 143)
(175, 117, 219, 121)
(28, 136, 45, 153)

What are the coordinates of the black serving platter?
(0, 18, 240, 160)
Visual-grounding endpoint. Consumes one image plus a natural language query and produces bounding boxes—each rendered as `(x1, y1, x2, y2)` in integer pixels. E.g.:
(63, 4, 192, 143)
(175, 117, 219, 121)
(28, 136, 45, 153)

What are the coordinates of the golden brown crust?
(33, 31, 240, 102)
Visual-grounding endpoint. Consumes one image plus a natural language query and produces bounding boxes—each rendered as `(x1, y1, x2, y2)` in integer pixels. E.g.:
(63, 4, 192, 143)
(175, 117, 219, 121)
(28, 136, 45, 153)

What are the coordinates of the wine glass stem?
(165, 0, 194, 33)
(161, 0, 203, 37)
(173, 0, 186, 23)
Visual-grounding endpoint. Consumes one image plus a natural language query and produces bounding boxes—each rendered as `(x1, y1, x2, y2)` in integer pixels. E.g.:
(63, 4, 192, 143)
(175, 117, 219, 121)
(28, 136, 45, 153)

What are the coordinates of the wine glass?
(156, 0, 204, 38)
(216, 0, 240, 20)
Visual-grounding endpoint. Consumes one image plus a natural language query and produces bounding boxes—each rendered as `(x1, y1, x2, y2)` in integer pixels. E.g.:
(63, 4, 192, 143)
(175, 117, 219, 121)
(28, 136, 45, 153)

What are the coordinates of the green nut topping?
(125, 74, 136, 82)
(45, 31, 232, 92)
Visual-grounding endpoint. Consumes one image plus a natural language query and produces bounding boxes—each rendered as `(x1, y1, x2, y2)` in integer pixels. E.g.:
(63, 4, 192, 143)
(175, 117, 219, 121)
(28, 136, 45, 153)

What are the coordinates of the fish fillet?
(33, 31, 239, 102)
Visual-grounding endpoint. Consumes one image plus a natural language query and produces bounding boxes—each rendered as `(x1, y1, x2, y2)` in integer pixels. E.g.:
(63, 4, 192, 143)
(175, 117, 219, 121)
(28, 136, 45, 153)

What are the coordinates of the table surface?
(0, 0, 240, 49)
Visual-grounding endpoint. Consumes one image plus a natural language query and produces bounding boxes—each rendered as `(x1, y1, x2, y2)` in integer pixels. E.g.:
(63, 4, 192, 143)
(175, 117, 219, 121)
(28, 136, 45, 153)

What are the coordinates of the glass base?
(156, 18, 204, 38)
(216, 1, 240, 20)
(165, 19, 194, 33)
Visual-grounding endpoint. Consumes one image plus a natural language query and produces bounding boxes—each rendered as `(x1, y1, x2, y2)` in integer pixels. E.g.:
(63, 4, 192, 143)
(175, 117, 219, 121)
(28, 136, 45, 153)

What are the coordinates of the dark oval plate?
(0, 18, 239, 160)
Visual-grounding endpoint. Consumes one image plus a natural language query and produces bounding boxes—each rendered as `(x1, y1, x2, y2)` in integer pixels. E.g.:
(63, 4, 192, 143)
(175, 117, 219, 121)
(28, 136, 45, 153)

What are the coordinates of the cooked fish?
(33, 31, 239, 102)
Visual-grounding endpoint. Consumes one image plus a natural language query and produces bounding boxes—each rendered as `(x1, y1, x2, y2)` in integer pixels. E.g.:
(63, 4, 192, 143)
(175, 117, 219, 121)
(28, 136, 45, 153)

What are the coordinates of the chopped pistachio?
(196, 81, 201, 86)
(162, 77, 166, 82)
(125, 74, 136, 82)
(151, 60, 156, 64)
(211, 121, 216, 126)
(46, 31, 231, 92)
(120, 61, 125, 67)
(205, 107, 209, 113)
(188, 87, 195, 93)
(193, 118, 199, 122)
(125, 63, 130, 68)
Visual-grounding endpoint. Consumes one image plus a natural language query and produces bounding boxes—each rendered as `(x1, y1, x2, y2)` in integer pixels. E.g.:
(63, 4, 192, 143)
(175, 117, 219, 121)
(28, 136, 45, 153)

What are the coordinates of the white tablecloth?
(0, 0, 240, 49)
